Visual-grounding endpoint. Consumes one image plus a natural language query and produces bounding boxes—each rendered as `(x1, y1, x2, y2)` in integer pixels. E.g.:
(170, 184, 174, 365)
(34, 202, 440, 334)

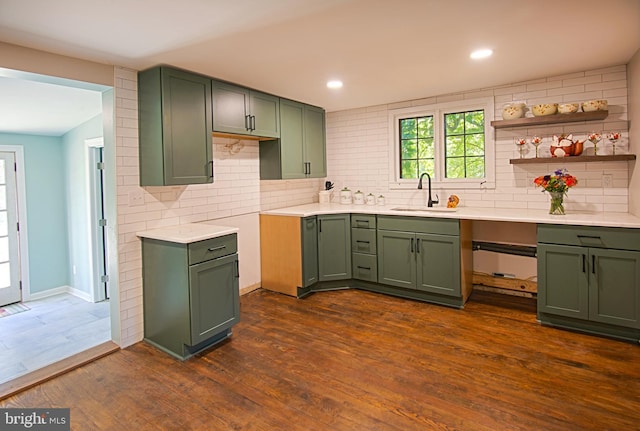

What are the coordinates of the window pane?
(466, 157, 485, 178)
(0, 212, 6, 236)
(418, 138, 434, 158)
(465, 134, 485, 156)
(418, 160, 434, 176)
(465, 110, 484, 133)
(401, 139, 417, 159)
(417, 117, 433, 138)
(400, 115, 433, 180)
(400, 119, 416, 139)
(446, 136, 464, 157)
(444, 109, 485, 179)
(445, 113, 464, 135)
(0, 237, 8, 262)
(446, 157, 465, 179)
(0, 262, 10, 288)
(401, 160, 417, 179)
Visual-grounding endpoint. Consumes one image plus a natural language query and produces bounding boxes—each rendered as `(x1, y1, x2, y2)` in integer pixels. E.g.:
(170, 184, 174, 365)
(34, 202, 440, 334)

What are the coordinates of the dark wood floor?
(2, 288, 639, 430)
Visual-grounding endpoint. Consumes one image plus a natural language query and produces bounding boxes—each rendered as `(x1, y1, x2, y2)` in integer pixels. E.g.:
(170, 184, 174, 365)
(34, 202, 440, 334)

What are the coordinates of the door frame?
(0, 145, 30, 301)
(86, 137, 108, 302)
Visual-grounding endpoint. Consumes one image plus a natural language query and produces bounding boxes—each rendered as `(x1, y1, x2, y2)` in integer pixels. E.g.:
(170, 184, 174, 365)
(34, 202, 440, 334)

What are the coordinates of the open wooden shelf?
(510, 154, 636, 164)
(491, 110, 608, 129)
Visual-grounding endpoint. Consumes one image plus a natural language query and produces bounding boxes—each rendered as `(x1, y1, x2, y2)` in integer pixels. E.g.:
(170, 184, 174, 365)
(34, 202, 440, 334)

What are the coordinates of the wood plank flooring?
(2, 288, 639, 430)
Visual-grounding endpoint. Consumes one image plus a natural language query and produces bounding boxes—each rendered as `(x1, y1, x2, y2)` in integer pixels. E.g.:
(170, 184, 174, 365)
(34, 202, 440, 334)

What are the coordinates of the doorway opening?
(0, 68, 116, 385)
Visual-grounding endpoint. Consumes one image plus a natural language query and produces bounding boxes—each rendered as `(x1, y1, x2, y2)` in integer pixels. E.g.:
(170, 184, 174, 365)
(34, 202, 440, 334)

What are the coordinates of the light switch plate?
(602, 173, 613, 188)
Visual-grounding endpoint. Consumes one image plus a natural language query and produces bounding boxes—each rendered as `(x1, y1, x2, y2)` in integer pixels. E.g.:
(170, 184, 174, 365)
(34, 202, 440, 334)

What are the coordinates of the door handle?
(244, 115, 250, 131)
(416, 238, 421, 253)
(582, 254, 586, 273)
(318, 219, 322, 233)
(307, 162, 311, 175)
(592, 254, 596, 274)
(209, 160, 214, 179)
(251, 115, 256, 131)
(235, 259, 240, 278)
(410, 238, 414, 253)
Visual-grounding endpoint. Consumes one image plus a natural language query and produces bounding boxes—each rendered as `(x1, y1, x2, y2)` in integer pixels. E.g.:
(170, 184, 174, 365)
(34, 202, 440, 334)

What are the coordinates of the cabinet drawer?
(352, 253, 378, 282)
(189, 234, 237, 265)
(377, 215, 459, 236)
(351, 214, 377, 229)
(538, 224, 640, 251)
(351, 228, 377, 254)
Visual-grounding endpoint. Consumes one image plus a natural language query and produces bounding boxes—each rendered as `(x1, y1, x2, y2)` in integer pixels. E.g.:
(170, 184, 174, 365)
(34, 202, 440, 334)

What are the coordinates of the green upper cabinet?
(318, 214, 351, 281)
(211, 81, 280, 138)
(259, 99, 327, 180)
(138, 66, 213, 186)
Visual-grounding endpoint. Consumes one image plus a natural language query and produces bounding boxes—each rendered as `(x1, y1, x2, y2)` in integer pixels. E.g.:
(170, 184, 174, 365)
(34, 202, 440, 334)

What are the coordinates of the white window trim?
(388, 97, 495, 190)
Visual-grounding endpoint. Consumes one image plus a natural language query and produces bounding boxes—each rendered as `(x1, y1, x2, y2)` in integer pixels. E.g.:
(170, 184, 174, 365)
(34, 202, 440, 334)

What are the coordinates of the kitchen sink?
(391, 206, 458, 213)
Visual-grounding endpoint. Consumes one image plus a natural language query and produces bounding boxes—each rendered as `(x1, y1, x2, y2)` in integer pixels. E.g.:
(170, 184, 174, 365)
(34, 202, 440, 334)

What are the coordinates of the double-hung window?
(389, 97, 494, 189)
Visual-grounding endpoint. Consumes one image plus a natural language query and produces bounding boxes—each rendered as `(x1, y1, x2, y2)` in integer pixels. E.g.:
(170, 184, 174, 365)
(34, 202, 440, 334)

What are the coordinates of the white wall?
(628, 49, 640, 215)
(326, 65, 631, 214)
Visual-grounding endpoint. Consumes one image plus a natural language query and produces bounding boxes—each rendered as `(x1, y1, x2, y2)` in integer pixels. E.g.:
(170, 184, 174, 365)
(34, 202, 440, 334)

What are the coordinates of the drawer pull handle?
(207, 245, 226, 252)
(577, 235, 601, 240)
(356, 220, 369, 226)
(357, 266, 371, 270)
(356, 240, 370, 244)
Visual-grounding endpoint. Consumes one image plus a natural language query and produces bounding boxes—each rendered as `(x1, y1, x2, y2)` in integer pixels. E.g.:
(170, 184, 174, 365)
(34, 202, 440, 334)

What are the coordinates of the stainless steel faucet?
(417, 172, 439, 207)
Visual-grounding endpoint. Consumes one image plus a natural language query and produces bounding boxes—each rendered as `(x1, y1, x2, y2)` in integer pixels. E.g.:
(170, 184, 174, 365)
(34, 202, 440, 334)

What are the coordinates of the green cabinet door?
(537, 243, 589, 319)
(416, 233, 460, 296)
(589, 248, 640, 329)
(250, 91, 280, 138)
(261, 99, 326, 179)
(189, 253, 240, 346)
(301, 216, 319, 287)
(304, 104, 327, 178)
(138, 67, 213, 186)
(212, 81, 280, 138)
(318, 214, 351, 281)
(377, 230, 416, 289)
(279, 99, 306, 179)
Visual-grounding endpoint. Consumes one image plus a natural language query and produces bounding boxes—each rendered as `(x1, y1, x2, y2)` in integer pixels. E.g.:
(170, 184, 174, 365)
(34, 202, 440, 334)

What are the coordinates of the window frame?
(388, 97, 495, 190)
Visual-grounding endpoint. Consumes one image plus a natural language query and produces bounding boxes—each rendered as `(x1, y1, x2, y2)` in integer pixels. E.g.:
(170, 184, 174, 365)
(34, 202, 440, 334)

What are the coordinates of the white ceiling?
(0, 0, 639, 135)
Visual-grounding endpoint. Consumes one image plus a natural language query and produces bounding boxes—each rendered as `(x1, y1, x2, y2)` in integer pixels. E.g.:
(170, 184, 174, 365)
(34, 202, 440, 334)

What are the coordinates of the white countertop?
(136, 223, 239, 244)
(261, 203, 640, 228)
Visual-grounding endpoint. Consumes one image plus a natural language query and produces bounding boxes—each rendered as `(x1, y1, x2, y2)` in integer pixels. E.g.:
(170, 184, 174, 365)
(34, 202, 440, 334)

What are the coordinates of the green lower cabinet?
(189, 253, 240, 345)
(537, 243, 589, 319)
(142, 234, 240, 360)
(352, 253, 378, 282)
(301, 216, 319, 287)
(416, 233, 461, 296)
(377, 230, 416, 289)
(377, 229, 460, 296)
(588, 248, 640, 328)
(538, 226, 640, 338)
(318, 214, 351, 281)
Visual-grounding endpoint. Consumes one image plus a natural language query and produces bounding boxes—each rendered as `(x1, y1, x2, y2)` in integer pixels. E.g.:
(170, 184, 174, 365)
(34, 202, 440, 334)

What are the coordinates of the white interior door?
(0, 152, 21, 306)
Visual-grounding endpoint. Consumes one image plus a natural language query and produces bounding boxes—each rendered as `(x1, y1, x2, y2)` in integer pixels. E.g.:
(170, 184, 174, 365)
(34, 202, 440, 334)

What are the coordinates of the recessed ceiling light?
(470, 49, 493, 60)
(327, 80, 343, 89)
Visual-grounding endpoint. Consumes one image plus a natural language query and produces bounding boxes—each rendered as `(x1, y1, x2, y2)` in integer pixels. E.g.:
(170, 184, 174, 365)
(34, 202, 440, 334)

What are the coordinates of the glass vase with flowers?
(533, 168, 578, 215)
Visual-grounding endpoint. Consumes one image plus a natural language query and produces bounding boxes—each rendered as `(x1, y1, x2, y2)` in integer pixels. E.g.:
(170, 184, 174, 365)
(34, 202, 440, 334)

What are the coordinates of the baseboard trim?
(240, 283, 261, 296)
(26, 286, 95, 303)
(0, 341, 120, 401)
